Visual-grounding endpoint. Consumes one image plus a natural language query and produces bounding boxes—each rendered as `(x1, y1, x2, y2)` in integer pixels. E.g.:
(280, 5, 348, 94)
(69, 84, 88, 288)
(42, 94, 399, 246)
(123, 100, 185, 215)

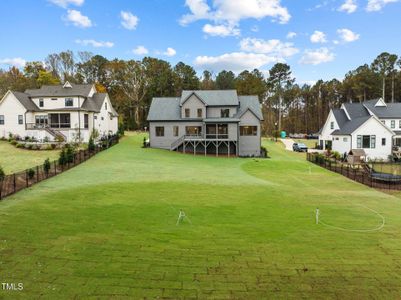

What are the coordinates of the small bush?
(65, 144, 75, 163)
(331, 151, 341, 160)
(31, 144, 39, 150)
(27, 168, 35, 180)
(45, 145, 53, 150)
(51, 143, 57, 150)
(58, 149, 67, 165)
(88, 135, 95, 152)
(10, 140, 17, 146)
(43, 136, 50, 143)
(16, 143, 24, 148)
(0, 166, 5, 181)
(43, 158, 51, 175)
(260, 146, 269, 158)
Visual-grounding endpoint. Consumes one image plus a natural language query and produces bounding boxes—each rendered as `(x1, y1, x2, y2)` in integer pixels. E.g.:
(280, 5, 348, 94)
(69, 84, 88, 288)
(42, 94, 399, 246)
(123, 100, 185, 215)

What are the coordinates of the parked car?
(293, 143, 308, 152)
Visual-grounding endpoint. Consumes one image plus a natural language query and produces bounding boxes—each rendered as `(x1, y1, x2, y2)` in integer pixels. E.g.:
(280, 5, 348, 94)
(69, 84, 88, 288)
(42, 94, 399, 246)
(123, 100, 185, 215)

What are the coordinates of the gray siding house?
(147, 90, 263, 157)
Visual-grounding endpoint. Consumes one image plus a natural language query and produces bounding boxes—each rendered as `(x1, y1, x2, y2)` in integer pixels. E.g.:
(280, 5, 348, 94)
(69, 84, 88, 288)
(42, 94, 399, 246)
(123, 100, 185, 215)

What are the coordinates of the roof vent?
(63, 81, 72, 88)
(375, 98, 386, 107)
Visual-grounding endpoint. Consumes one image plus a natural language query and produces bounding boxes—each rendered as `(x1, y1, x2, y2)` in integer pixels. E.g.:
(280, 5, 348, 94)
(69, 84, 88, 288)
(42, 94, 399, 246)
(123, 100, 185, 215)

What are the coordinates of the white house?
(0, 82, 118, 143)
(318, 98, 400, 160)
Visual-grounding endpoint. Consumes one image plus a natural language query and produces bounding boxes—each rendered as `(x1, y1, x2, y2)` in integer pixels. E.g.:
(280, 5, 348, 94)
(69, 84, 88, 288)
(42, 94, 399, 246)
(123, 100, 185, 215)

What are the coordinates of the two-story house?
(147, 90, 263, 157)
(0, 82, 118, 143)
(318, 98, 401, 160)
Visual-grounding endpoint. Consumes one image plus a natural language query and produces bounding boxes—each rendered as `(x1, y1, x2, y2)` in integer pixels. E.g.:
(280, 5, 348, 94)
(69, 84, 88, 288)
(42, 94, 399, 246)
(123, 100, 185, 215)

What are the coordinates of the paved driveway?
(280, 138, 295, 151)
(280, 138, 324, 153)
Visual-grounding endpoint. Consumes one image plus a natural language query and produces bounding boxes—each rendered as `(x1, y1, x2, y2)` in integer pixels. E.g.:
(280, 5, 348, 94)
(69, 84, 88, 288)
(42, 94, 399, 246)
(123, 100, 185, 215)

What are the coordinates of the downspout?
(78, 97, 81, 141)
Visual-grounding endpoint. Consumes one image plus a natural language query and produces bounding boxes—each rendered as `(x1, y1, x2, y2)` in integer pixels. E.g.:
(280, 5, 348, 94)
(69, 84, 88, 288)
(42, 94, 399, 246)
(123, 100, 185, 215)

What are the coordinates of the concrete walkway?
(280, 138, 295, 151)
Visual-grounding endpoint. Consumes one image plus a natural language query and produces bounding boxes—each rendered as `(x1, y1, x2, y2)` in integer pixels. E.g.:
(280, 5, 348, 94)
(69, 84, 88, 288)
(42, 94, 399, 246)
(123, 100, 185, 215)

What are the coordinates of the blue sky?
(0, 0, 400, 84)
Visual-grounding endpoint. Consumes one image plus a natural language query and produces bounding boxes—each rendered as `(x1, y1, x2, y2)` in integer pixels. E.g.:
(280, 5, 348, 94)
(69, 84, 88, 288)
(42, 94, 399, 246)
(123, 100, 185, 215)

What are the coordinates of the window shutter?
(357, 135, 362, 148)
(371, 135, 376, 149)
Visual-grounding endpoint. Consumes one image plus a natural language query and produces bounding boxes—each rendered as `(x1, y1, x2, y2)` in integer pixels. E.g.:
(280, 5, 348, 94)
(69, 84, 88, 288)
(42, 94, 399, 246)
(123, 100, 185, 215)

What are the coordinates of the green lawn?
(1, 132, 401, 299)
(0, 141, 60, 174)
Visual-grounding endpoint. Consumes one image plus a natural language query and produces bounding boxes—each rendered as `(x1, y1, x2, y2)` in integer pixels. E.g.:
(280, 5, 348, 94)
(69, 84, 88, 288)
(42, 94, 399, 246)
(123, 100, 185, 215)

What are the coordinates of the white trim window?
(330, 121, 334, 129)
(391, 120, 395, 129)
(65, 98, 73, 107)
(18, 115, 23, 125)
(155, 126, 164, 137)
(0, 115, 4, 125)
(357, 135, 376, 149)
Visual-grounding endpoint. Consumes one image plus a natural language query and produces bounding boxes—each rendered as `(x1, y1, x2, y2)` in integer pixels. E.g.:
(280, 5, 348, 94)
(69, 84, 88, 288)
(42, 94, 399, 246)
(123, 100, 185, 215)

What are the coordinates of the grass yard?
(1, 132, 401, 299)
(0, 141, 59, 174)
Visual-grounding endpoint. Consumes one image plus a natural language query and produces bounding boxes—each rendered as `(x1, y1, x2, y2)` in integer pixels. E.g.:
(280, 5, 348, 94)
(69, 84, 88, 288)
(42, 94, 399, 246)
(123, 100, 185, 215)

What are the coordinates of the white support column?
(228, 141, 230, 157)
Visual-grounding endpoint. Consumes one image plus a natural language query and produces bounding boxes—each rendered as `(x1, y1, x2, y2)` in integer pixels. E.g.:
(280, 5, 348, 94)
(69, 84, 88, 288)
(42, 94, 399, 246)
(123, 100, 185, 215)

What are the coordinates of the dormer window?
(185, 108, 190, 118)
(39, 99, 44, 108)
(330, 121, 334, 129)
(221, 109, 230, 118)
(65, 98, 73, 107)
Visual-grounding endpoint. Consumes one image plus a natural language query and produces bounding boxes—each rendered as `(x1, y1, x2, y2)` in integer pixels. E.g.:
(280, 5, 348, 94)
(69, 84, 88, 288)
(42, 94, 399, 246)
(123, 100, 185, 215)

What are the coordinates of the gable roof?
(11, 91, 40, 111)
(25, 83, 94, 98)
(331, 116, 371, 135)
(181, 90, 239, 106)
(342, 103, 370, 119)
(147, 97, 181, 121)
(236, 96, 263, 120)
(332, 108, 348, 128)
(363, 101, 401, 118)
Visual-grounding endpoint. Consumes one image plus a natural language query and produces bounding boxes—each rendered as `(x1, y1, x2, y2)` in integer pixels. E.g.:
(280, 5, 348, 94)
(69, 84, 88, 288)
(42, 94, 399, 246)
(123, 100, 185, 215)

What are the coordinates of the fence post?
(26, 170, 28, 187)
(0, 179, 2, 200)
(54, 161, 57, 175)
(36, 166, 39, 182)
(13, 173, 16, 193)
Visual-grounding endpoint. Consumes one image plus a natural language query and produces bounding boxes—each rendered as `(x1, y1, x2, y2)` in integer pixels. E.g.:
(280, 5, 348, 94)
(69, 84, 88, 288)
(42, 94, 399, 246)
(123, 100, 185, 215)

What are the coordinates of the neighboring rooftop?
(25, 82, 94, 98)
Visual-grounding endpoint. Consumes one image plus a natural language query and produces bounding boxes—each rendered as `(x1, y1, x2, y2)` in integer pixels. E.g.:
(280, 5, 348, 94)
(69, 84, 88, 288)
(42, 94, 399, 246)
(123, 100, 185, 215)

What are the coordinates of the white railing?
(170, 135, 186, 151)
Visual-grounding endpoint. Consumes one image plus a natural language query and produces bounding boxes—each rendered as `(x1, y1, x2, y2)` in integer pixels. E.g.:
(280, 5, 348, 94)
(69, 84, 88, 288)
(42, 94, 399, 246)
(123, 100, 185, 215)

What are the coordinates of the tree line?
(0, 50, 400, 135)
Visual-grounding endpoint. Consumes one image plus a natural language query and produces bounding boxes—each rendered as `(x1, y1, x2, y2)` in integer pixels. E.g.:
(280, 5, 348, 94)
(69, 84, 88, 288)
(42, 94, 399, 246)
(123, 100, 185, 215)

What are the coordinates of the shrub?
(45, 145, 53, 150)
(27, 168, 35, 180)
(51, 143, 57, 150)
(260, 146, 268, 158)
(0, 166, 5, 181)
(10, 140, 17, 146)
(65, 144, 75, 163)
(43, 158, 51, 175)
(31, 144, 39, 150)
(315, 153, 325, 164)
(331, 151, 341, 160)
(88, 135, 95, 152)
(58, 149, 67, 165)
(16, 143, 24, 148)
(25, 136, 30, 141)
(43, 136, 50, 143)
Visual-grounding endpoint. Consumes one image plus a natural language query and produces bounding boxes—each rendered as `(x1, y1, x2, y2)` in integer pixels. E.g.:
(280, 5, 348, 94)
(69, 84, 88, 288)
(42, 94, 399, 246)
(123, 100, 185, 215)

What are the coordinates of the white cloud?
(337, 28, 360, 42)
(75, 39, 114, 48)
(286, 31, 297, 39)
(194, 52, 280, 72)
(240, 38, 299, 58)
(310, 31, 327, 43)
(299, 48, 335, 65)
(163, 47, 177, 57)
(133, 46, 149, 55)
(0, 57, 26, 68)
(203, 23, 240, 37)
(48, 0, 84, 8)
(366, 0, 399, 11)
(180, 0, 291, 37)
(65, 9, 92, 27)
(338, 0, 358, 13)
(120, 11, 139, 30)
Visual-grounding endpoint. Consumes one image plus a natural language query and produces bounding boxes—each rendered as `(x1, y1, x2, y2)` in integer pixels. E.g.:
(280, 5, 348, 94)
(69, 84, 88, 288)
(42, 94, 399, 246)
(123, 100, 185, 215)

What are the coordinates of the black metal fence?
(307, 152, 401, 191)
(0, 135, 119, 200)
